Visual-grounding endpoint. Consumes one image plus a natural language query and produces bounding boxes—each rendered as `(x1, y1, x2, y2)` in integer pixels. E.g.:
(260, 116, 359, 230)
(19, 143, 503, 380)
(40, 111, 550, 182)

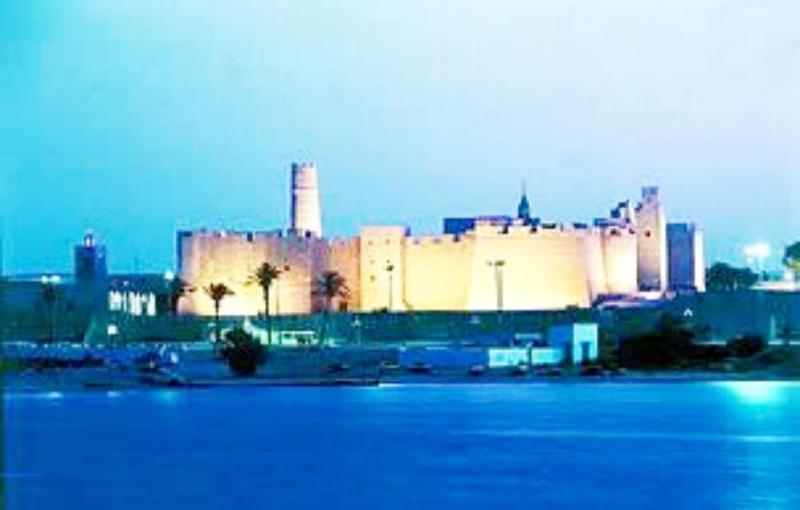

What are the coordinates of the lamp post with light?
(744, 243, 771, 282)
(275, 264, 290, 316)
(41, 275, 62, 344)
(486, 259, 506, 312)
(386, 261, 395, 311)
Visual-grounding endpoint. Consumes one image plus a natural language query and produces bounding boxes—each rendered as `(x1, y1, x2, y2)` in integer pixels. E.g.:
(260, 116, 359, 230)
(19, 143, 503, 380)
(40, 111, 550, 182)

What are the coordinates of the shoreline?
(4, 368, 799, 393)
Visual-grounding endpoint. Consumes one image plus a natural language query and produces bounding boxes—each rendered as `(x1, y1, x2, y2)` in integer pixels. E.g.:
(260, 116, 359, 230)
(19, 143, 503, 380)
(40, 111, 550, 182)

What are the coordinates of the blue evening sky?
(1, 0, 798, 274)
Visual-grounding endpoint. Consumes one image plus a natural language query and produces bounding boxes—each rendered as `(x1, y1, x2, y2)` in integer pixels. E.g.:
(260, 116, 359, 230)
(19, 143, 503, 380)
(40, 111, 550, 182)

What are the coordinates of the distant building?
(548, 323, 599, 365)
(443, 191, 536, 237)
(74, 232, 107, 287)
(443, 216, 513, 237)
(107, 274, 169, 317)
(667, 223, 705, 292)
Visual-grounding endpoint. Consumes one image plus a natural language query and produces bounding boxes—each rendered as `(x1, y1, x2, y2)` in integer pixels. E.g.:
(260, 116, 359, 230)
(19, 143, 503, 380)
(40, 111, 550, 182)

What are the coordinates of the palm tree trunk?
(320, 310, 327, 347)
(214, 302, 221, 356)
(265, 287, 272, 347)
(49, 301, 56, 344)
(320, 297, 331, 347)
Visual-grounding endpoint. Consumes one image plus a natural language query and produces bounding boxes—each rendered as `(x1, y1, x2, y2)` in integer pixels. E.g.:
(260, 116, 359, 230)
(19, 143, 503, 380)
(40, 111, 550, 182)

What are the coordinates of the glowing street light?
(744, 242, 771, 279)
(385, 261, 395, 311)
(40, 274, 62, 343)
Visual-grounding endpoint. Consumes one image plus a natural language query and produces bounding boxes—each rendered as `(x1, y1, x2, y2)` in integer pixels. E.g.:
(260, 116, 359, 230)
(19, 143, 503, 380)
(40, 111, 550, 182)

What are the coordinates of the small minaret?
(289, 162, 322, 238)
(517, 183, 531, 223)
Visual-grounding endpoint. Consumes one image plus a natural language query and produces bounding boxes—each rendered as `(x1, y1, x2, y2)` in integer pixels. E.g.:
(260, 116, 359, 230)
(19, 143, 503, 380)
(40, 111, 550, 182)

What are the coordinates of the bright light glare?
(718, 381, 787, 404)
(743, 242, 771, 261)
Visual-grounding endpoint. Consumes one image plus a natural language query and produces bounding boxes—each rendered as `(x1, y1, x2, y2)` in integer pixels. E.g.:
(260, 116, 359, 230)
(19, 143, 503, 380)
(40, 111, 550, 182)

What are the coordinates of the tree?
(706, 263, 758, 292)
(167, 277, 194, 315)
(204, 283, 234, 348)
(784, 242, 800, 280)
(249, 262, 282, 346)
(313, 271, 348, 347)
(221, 327, 265, 376)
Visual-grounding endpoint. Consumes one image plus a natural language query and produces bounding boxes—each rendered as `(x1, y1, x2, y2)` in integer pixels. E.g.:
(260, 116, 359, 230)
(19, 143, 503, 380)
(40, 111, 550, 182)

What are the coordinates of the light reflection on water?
(6, 382, 800, 509)
(714, 380, 798, 404)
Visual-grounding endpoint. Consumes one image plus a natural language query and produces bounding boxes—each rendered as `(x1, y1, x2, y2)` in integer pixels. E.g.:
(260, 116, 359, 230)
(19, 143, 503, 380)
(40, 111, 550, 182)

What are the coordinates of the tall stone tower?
(289, 162, 322, 238)
(635, 186, 668, 292)
(74, 231, 109, 314)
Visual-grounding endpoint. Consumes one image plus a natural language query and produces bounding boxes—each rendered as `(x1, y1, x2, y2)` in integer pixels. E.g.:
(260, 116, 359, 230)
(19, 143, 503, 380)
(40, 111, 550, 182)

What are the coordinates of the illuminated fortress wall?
(179, 218, 642, 316)
(176, 163, 697, 316)
(178, 231, 328, 316)
(359, 226, 408, 312)
(327, 237, 361, 311)
(402, 234, 473, 311)
(356, 221, 640, 313)
(600, 226, 640, 295)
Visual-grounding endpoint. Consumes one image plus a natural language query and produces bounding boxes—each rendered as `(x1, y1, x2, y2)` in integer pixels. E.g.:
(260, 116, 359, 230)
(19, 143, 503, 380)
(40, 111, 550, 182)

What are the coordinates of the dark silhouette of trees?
(784, 242, 800, 279)
(706, 263, 758, 291)
(617, 314, 729, 369)
(167, 277, 194, 315)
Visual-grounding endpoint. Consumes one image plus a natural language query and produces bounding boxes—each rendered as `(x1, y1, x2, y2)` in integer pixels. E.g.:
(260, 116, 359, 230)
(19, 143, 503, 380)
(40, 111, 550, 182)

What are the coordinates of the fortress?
(178, 164, 705, 316)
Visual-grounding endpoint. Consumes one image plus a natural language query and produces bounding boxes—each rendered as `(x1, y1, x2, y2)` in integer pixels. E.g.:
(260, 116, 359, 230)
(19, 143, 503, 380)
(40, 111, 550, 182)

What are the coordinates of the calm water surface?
(6, 382, 800, 509)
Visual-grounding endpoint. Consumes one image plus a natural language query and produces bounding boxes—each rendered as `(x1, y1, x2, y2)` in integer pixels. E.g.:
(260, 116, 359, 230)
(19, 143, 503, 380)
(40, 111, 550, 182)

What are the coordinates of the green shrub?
(221, 327, 266, 376)
(727, 334, 767, 358)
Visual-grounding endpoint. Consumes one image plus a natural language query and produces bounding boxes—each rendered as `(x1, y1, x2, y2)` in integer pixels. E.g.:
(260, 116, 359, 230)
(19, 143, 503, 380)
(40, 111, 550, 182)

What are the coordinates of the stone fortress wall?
(178, 164, 703, 317)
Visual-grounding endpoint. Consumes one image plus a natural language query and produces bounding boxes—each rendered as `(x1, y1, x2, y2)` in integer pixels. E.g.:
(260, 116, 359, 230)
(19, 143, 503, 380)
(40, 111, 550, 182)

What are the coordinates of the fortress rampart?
(177, 164, 703, 316)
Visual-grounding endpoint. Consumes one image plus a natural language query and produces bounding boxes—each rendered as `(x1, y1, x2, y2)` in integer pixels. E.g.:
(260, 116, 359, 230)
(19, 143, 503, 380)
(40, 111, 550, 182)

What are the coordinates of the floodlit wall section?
(403, 234, 473, 311)
(359, 226, 407, 312)
(466, 224, 593, 311)
(601, 227, 639, 295)
(358, 222, 639, 312)
(327, 238, 361, 311)
(178, 231, 327, 316)
(180, 221, 641, 316)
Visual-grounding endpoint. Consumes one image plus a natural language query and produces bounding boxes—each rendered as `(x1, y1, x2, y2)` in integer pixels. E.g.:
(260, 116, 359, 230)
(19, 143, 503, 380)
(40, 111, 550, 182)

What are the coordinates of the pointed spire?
(517, 181, 531, 222)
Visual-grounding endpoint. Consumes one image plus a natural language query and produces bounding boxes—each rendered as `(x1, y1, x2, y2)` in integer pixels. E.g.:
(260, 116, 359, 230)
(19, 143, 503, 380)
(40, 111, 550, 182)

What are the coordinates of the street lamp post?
(275, 264, 290, 346)
(486, 259, 506, 311)
(163, 270, 175, 316)
(744, 242, 771, 281)
(41, 275, 62, 344)
(386, 261, 395, 311)
(276, 264, 290, 316)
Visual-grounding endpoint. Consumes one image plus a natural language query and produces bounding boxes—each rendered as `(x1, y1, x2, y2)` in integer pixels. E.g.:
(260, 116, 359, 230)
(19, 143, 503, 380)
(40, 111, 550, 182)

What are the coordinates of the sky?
(1, 0, 798, 274)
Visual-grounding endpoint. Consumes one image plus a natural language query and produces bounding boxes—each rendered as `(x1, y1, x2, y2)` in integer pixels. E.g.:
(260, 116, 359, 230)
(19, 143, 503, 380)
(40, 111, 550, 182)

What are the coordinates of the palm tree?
(313, 271, 348, 347)
(204, 283, 234, 349)
(249, 262, 282, 346)
(167, 277, 194, 315)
